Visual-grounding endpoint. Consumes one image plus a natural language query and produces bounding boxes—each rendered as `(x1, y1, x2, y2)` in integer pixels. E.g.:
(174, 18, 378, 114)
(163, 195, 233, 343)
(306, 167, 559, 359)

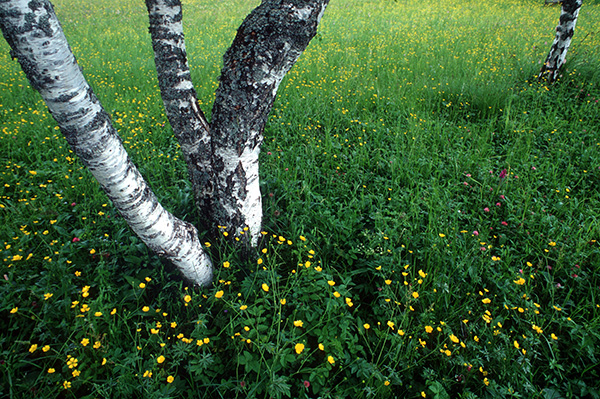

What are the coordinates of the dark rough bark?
(209, 0, 330, 244)
(539, 0, 582, 82)
(0, 0, 213, 285)
(145, 0, 214, 226)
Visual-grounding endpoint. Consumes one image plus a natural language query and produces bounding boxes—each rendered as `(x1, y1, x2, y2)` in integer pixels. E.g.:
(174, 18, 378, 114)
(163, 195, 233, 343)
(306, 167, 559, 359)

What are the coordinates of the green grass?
(1, 0, 600, 397)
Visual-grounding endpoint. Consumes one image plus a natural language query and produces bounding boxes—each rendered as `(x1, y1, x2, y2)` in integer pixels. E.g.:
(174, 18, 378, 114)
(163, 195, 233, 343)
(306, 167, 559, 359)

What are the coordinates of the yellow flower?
(363, 323, 370, 330)
(327, 280, 335, 286)
(294, 320, 304, 328)
(110, 308, 117, 315)
(300, 235, 307, 241)
(93, 341, 101, 349)
(142, 306, 150, 312)
(387, 320, 395, 329)
(514, 340, 520, 349)
(157, 355, 165, 364)
(215, 291, 224, 299)
(418, 269, 427, 278)
(261, 283, 269, 292)
(449, 334, 459, 343)
(67, 357, 78, 369)
(89, 249, 96, 255)
(481, 298, 491, 304)
(421, 392, 427, 398)
(44, 293, 53, 300)
(223, 261, 230, 268)
(483, 378, 490, 386)
(94, 312, 102, 317)
(184, 295, 192, 303)
(63, 381, 71, 389)
(72, 369, 81, 377)
(42, 345, 50, 352)
(167, 375, 174, 383)
(385, 279, 392, 285)
(384, 380, 390, 386)
(398, 330, 405, 336)
(439, 233, 445, 238)
(29, 344, 38, 353)
(412, 292, 419, 299)
(10, 307, 18, 314)
(139, 282, 146, 289)
(280, 298, 286, 305)
(295, 343, 305, 354)
(333, 291, 341, 298)
(257, 258, 263, 265)
(551, 333, 558, 340)
(102, 358, 107, 365)
(327, 355, 335, 364)
(47, 368, 55, 373)
(240, 305, 248, 310)
(513, 277, 526, 285)
(81, 338, 89, 346)
(318, 343, 325, 351)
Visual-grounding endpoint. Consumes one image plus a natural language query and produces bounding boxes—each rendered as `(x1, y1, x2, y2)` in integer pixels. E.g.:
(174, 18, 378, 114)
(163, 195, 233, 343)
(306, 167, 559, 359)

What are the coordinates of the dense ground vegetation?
(1, 0, 599, 397)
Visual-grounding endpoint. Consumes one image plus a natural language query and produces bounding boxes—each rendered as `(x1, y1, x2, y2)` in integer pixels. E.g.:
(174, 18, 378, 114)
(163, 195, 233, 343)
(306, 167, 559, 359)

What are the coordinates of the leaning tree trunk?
(0, 0, 213, 286)
(539, 0, 582, 82)
(209, 0, 329, 246)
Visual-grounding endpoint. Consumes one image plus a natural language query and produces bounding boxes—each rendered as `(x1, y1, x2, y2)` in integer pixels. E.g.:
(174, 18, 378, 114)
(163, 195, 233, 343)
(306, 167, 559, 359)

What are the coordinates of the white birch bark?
(539, 0, 583, 82)
(0, 0, 212, 286)
(145, 0, 214, 227)
(210, 0, 330, 246)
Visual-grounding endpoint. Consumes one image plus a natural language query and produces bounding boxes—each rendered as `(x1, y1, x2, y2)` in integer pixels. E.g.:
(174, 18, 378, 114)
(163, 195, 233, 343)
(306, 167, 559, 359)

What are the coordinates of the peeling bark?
(145, 0, 214, 226)
(0, 0, 212, 286)
(210, 0, 330, 245)
(539, 0, 582, 82)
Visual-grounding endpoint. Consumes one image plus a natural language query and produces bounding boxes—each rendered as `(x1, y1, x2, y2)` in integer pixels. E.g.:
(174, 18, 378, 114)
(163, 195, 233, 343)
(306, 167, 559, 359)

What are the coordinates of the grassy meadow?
(1, 0, 600, 397)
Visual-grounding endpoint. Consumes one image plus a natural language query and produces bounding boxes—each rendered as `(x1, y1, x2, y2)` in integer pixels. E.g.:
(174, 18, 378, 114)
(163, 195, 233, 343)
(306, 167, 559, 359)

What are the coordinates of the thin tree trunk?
(0, 0, 212, 286)
(145, 0, 214, 228)
(210, 0, 330, 245)
(539, 0, 582, 82)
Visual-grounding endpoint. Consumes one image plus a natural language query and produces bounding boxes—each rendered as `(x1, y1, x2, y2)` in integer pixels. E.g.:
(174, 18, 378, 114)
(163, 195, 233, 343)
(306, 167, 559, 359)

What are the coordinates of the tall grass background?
(1, 0, 599, 397)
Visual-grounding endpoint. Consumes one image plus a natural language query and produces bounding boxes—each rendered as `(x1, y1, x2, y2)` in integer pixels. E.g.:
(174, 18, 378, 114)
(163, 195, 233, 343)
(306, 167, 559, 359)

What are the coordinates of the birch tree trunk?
(209, 0, 330, 246)
(146, 0, 330, 246)
(145, 0, 214, 225)
(0, 0, 213, 286)
(539, 0, 583, 82)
